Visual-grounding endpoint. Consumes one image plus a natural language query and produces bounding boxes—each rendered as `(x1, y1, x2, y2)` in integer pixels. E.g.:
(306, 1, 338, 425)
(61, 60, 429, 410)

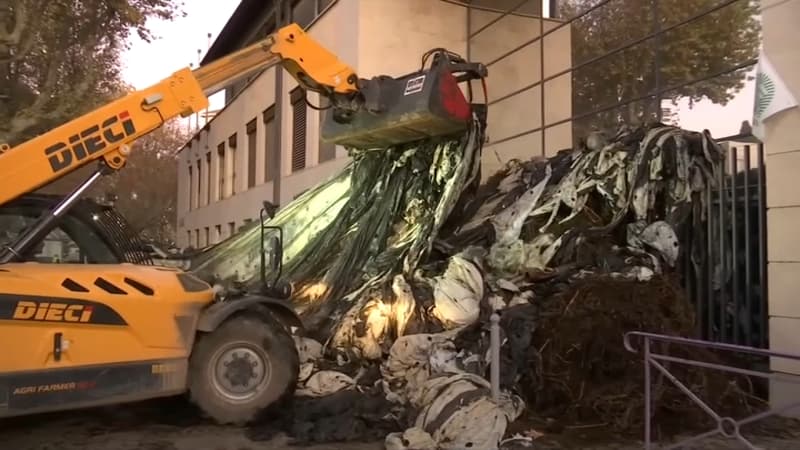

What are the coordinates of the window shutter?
(196, 160, 202, 206)
(205, 152, 212, 204)
(188, 165, 193, 210)
(247, 118, 257, 188)
(217, 142, 225, 199)
(263, 105, 277, 182)
(229, 133, 237, 193)
(291, 87, 307, 172)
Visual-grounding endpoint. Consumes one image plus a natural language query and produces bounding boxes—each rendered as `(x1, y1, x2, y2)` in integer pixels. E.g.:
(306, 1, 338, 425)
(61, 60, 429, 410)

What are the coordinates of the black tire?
(188, 311, 299, 425)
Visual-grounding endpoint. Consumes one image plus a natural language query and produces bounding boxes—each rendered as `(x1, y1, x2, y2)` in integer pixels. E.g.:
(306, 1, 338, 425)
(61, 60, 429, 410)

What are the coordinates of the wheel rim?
(210, 343, 272, 402)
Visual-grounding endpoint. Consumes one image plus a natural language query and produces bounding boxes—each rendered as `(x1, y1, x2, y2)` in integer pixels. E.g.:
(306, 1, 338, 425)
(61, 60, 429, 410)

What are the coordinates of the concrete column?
(762, 0, 800, 417)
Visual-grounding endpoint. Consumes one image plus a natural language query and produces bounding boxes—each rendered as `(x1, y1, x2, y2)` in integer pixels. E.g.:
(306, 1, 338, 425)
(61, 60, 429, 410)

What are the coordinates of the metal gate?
(679, 132, 769, 349)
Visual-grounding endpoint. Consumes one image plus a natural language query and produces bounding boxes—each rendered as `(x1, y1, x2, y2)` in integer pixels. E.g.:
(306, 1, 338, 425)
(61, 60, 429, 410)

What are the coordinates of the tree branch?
(0, 2, 27, 47)
(3, 68, 93, 144)
(0, 1, 42, 64)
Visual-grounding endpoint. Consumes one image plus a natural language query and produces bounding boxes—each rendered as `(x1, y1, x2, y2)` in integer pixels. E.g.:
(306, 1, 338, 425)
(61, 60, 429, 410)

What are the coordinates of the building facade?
(761, 0, 800, 416)
(175, 0, 572, 249)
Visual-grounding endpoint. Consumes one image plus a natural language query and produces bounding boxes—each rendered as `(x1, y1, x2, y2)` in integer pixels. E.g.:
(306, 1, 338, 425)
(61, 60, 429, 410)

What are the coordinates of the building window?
(188, 165, 193, 210)
(205, 152, 212, 205)
(290, 87, 307, 172)
(228, 221, 235, 238)
(292, 0, 316, 28)
(215, 224, 222, 243)
(263, 105, 277, 182)
(186, 230, 191, 247)
(247, 118, 257, 189)
(195, 229, 200, 248)
(229, 133, 238, 194)
(204, 227, 210, 247)
(217, 142, 226, 199)
(318, 96, 336, 163)
(196, 159, 202, 207)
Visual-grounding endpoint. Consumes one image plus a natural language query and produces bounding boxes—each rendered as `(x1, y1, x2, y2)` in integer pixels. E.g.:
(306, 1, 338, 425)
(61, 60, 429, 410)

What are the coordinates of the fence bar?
(757, 143, 768, 348)
(719, 152, 728, 342)
(490, 313, 501, 401)
(687, 219, 700, 337)
(625, 332, 800, 360)
(730, 147, 739, 344)
(706, 182, 715, 340)
(625, 332, 800, 448)
(743, 144, 753, 347)
(644, 337, 652, 448)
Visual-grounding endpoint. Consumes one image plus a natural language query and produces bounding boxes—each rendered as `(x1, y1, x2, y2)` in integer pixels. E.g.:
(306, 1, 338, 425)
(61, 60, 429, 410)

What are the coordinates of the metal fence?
(678, 134, 769, 349)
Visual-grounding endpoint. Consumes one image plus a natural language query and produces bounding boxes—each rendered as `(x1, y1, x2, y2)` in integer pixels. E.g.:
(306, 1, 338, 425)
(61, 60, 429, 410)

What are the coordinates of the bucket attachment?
(321, 50, 487, 149)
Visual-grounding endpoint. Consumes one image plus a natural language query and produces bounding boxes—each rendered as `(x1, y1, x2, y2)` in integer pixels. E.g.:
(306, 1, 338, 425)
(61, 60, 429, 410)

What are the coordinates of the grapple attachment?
(321, 50, 487, 149)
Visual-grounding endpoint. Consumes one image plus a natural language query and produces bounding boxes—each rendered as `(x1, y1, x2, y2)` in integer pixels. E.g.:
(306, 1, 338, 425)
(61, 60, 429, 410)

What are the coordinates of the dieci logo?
(44, 111, 137, 173)
(12, 301, 94, 323)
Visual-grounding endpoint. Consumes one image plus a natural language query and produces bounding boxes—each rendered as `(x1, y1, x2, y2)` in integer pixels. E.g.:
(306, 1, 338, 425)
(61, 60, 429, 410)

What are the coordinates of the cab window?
(0, 208, 119, 264)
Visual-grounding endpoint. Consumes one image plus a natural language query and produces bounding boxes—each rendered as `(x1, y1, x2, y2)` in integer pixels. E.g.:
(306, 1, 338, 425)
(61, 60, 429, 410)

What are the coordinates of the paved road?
(1, 413, 382, 450)
(0, 398, 383, 450)
(1, 398, 799, 450)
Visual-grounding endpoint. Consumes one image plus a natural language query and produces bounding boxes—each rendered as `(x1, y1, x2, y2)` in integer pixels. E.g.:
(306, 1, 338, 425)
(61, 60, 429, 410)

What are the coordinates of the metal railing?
(625, 331, 800, 449)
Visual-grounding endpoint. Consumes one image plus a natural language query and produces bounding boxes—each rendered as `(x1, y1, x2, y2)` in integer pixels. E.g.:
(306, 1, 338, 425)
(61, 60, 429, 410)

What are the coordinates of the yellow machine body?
(0, 264, 210, 415)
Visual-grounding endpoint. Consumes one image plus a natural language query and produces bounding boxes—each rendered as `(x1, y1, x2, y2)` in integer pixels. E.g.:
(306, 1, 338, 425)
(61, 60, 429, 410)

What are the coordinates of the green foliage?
(558, 0, 761, 134)
(0, 0, 184, 146)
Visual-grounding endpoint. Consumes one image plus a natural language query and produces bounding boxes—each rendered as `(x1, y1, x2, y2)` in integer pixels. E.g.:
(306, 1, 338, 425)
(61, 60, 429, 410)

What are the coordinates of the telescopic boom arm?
(0, 23, 359, 207)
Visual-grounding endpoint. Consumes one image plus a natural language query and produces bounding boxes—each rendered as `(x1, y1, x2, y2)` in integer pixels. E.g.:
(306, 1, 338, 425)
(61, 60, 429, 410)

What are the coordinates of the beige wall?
(357, 0, 467, 78)
(468, 9, 572, 177)
(176, 0, 573, 248)
(761, 0, 800, 417)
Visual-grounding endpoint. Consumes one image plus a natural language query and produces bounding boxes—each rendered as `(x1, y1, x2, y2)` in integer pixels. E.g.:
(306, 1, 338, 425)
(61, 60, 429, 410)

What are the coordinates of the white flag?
(752, 49, 798, 140)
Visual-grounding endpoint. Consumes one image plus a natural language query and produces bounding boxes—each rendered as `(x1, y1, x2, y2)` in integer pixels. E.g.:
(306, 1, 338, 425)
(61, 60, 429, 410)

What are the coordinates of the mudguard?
(196, 295, 303, 333)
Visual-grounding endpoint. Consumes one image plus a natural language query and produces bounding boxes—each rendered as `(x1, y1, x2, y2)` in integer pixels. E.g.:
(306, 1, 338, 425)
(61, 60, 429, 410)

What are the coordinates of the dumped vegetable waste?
(191, 118, 761, 449)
